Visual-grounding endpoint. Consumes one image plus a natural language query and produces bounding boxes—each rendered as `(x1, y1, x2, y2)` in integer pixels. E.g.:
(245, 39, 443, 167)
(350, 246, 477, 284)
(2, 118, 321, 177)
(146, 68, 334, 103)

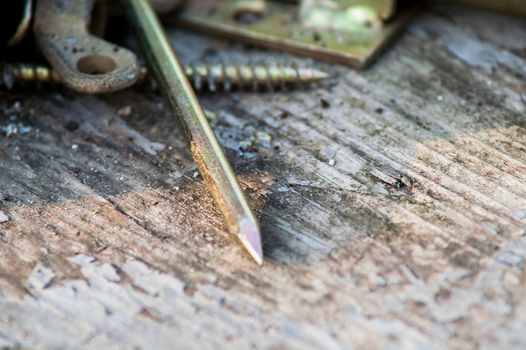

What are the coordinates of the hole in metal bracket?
(76, 54, 117, 75)
(231, 0, 266, 24)
(233, 11, 263, 24)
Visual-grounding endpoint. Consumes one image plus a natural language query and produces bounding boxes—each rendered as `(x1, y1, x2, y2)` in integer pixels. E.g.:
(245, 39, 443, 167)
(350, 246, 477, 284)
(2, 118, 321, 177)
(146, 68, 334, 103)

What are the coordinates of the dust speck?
(288, 179, 311, 186)
(117, 105, 132, 117)
(332, 194, 342, 203)
(0, 211, 10, 223)
(28, 264, 55, 290)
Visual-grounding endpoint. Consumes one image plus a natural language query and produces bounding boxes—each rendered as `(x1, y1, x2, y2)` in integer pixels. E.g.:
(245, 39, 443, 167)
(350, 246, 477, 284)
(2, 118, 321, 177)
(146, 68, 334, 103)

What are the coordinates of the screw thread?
(1, 62, 329, 92)
(1, 63, 62, 89)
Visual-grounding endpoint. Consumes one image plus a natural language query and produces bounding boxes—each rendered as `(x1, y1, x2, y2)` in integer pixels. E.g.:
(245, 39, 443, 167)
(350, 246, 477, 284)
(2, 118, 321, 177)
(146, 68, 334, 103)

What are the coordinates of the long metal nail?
(124, 0, 263, 265)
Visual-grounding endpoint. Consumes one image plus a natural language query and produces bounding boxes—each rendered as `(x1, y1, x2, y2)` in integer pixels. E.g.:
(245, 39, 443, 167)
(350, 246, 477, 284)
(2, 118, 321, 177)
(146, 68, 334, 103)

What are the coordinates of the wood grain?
(1, 5, 526, 349)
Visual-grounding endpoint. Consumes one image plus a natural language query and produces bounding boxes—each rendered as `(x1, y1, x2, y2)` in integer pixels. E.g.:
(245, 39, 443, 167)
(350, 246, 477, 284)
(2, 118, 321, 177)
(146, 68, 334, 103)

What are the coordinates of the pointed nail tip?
(255, 256, 264, 266)
(238, 219, 263, 266)
(241, 238, 264, 266)
(248, 248, 264, 266)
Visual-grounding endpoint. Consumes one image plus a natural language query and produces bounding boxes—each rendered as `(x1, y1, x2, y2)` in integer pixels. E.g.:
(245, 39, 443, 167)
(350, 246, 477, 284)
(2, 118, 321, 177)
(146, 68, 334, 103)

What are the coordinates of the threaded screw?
(1, 62, 329, 92)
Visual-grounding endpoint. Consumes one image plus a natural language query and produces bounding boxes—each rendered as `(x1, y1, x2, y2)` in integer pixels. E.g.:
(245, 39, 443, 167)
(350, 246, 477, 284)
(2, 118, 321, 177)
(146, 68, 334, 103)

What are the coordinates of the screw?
(1, 62, 329, 91)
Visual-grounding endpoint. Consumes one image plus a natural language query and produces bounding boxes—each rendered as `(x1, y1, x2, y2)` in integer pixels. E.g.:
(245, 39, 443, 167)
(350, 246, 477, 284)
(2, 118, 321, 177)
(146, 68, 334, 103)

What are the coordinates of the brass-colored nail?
(125, 0, 263, 264)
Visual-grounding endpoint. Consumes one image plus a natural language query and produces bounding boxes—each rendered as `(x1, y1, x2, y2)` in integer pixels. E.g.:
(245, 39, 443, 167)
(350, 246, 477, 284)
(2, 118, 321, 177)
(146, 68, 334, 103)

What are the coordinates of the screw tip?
(310, 68, 331, 81)
(296, 67, 331, 83)
(238, 218, 263, 265)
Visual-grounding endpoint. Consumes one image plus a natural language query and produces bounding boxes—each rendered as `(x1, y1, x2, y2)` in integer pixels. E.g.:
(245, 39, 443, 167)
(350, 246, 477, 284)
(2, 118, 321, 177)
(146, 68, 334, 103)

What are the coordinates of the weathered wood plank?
(1, 5, 526, 349)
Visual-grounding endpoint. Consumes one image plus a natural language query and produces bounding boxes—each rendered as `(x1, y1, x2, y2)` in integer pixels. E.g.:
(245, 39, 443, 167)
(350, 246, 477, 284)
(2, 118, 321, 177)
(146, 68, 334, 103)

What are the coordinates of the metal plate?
(168, 0, 422, 68)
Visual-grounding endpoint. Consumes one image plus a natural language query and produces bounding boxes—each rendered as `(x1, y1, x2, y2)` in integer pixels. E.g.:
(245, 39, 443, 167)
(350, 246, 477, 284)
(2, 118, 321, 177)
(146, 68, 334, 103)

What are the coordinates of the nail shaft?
(124, 0, 263, 264)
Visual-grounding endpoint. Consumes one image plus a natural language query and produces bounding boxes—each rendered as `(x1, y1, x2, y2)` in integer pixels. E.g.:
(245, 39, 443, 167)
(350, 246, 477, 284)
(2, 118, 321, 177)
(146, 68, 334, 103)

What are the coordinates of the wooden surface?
(1, 5, 526, 350)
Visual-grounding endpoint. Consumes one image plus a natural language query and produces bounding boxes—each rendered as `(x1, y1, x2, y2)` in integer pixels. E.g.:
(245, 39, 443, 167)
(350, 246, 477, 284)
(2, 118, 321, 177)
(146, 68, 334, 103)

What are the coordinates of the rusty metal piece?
(125, 0, 264, 264)
(1, 0, 183, 50)
(33, 0, 141, 94)
(169, 0, 422, 69)
(0, 62, 330, 91)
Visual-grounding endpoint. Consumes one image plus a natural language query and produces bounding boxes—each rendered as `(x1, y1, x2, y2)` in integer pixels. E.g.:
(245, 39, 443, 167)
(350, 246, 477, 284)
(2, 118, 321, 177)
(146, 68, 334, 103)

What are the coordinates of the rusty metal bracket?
(1, 0, 181, 94)
(33, 0, 141, 94)
(169, 0, 423, 69)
